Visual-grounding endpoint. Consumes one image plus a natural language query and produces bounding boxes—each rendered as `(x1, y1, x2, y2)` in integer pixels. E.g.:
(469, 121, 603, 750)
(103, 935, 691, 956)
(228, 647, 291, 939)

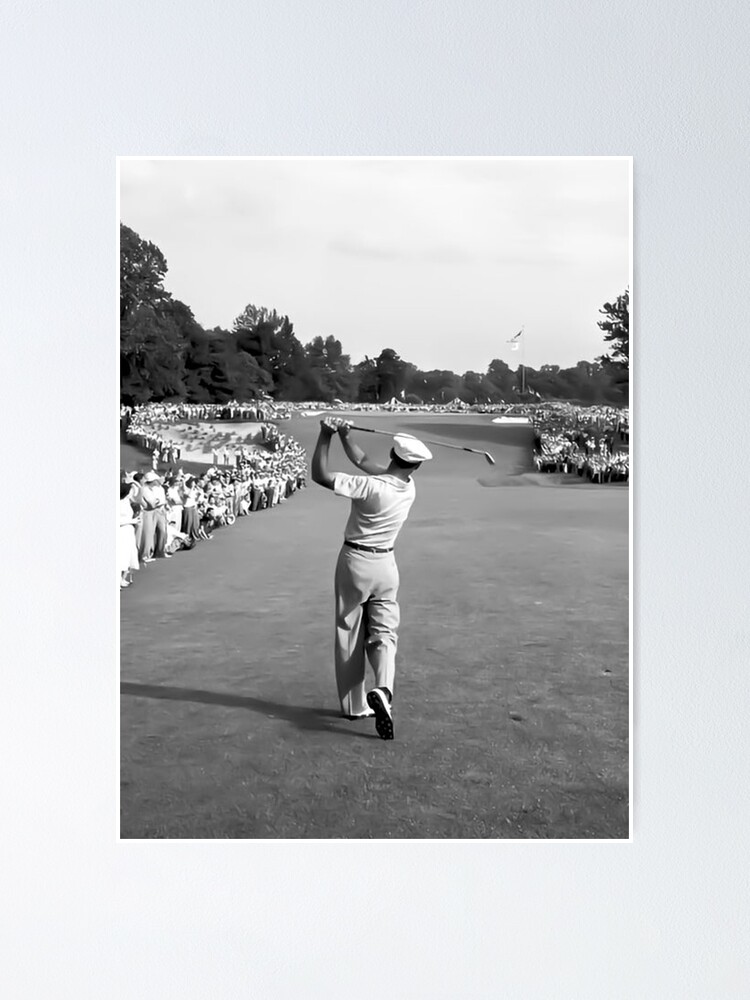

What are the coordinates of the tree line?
(120, 223, 629, 406)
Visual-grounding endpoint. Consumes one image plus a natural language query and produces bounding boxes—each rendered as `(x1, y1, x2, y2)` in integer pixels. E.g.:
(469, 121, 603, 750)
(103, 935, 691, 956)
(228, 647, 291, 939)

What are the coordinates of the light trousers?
(139, 509, 167, 559)
(334, 546, 400, 716)
(138, 509, 156, 560)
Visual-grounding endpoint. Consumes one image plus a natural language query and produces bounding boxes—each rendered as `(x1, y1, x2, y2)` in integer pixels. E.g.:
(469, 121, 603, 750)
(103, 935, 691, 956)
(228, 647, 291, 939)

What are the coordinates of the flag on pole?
(507, 328, 523, 351)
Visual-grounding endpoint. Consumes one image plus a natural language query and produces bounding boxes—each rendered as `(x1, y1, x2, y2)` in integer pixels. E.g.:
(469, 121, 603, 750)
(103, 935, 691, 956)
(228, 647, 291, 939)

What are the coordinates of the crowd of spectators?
(121, 397, 629, 424)
(119, 400, 629, 588)
(122, 402, 292, 469)
(531, 404, 629, 483)
(120, 400, 291, 427)
(119, 405, 307, 589)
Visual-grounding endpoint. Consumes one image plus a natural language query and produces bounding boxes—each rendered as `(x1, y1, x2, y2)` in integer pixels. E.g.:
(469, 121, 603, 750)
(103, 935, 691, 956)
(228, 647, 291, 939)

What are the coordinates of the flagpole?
(507, 327, 525, 399)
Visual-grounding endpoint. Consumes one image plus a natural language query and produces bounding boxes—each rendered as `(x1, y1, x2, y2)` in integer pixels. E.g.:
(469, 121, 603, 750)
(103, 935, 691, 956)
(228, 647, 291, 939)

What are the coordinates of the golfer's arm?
(311, 429, 336, 490)
(340, 432, 388, 475)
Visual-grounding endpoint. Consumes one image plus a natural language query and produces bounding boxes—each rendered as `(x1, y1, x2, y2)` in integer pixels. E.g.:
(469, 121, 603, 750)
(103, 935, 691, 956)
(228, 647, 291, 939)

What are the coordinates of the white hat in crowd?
(143, 470, 161, 483)
(393, 434, 433, 464)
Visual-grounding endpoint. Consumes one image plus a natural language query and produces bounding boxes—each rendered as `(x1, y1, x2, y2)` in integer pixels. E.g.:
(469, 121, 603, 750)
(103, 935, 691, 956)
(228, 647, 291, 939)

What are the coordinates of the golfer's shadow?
(120, 681, 376, 739)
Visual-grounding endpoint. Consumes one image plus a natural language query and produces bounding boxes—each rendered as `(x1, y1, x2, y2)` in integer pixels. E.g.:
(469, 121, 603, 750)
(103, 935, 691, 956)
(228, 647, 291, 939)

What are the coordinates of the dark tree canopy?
(305, 335, 357, 402)
(120, 224, 629, 407)
(369, 349, 415, 402)
(597, 289, 629, 399)
(120, 224, 170, 323)
(120, 225, 188, 404)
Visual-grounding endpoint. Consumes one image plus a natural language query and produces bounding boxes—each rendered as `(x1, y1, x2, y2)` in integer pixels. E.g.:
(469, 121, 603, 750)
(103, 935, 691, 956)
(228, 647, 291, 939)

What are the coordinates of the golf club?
(348, 424, 496, 465)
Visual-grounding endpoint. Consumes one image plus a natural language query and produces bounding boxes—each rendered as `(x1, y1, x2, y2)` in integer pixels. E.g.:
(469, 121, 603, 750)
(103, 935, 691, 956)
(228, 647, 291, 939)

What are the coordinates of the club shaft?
(350, 424, 491, 460)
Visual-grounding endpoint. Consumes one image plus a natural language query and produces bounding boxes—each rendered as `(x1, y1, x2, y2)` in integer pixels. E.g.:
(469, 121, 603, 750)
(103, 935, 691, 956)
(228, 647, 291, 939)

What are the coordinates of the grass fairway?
(121, 414, 629, 838)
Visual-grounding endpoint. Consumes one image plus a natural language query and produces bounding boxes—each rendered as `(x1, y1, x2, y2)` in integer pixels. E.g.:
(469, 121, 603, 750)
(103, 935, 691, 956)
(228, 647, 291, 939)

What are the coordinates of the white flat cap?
(393, 434, 433, 463)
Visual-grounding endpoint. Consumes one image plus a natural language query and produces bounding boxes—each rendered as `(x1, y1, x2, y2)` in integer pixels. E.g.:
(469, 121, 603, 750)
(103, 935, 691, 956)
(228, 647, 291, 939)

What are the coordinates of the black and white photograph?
(9, 0, 750, 991)
(119, 156, 631, 839)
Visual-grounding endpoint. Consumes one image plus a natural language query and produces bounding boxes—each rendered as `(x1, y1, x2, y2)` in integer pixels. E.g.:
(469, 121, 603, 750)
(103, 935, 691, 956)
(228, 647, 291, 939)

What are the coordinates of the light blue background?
(3, 1, 749, 997)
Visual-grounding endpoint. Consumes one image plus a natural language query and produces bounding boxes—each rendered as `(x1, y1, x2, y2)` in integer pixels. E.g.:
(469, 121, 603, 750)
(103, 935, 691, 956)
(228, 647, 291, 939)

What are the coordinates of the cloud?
(328, 237, 402, 261)
(328, 237, 477, 264)
(120, 157, 630, 371)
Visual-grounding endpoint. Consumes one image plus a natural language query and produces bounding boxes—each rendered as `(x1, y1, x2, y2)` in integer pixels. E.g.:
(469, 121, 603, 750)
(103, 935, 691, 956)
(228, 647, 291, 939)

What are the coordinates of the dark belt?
(344, 540, 393, 554)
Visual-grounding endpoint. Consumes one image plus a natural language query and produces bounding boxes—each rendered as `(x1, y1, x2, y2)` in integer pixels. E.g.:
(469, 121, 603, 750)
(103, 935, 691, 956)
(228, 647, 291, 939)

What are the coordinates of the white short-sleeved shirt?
(333, 473, 416, 549)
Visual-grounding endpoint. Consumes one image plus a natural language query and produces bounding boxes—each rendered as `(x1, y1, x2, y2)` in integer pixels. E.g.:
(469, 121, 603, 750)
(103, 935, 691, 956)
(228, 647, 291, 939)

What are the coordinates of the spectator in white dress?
(118, 481, 140, 588)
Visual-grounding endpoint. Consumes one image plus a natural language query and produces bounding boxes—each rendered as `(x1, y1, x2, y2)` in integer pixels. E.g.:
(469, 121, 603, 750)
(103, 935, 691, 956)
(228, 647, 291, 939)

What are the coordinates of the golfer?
(311, 418, 432, 739)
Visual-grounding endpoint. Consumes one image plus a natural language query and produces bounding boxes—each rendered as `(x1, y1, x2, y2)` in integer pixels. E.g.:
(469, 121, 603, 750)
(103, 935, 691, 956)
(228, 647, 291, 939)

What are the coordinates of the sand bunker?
(155, 421, 267, 464)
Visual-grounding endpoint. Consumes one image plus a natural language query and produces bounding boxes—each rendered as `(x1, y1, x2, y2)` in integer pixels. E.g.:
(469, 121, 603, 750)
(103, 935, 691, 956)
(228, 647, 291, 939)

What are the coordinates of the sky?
(119, 157, 630, 373)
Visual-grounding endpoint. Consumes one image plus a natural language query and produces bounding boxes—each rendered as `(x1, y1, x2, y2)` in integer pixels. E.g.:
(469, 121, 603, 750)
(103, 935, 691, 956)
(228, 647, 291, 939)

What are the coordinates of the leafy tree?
(354, 356, 379, 402)
(233, 306, 284, 377)
(120, 225, 193, 403)
(233, 303, 285, 332)
(371, 348, 415, 402)
(120, 303, 187, 403)
(597, 289, 629, 396)
(120, 224, 170, 323)
(461, 370, 497, 404)
(233, 305, 318, 397)
(187, 328, 272, 402)
(564, 362, 597, 403)
(233, 350, 274, 399)
(269, 319, 309, 398)
(120, 224, 629, 408)
(305, 335, 356, 401)
(485, 358, 514, 400)
(182, 326, 215, 402)
(415, 369, 463, 403)
(233, 306, 317, 398)
(121, 297, 193, 405)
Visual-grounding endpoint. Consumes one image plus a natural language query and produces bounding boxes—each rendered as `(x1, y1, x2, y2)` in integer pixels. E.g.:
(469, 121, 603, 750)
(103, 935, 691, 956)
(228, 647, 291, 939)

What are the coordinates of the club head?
(485, 453, 496, 465)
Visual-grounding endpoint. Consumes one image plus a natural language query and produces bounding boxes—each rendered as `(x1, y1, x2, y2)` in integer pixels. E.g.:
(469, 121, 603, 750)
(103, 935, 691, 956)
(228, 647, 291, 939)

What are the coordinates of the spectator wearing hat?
(139, 470, 169, 561)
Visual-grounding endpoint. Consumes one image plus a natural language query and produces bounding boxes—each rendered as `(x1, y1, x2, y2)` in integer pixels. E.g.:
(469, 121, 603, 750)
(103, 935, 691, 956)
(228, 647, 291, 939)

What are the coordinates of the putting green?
(120, 413, 629, 839)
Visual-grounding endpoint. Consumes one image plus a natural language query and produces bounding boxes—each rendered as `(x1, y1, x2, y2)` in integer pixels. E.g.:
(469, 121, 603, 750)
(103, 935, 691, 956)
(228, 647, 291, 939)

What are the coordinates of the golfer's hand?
(337, 420, 353, 437)
(321, 417, 349, 434)
(320, 418, 338, 435)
